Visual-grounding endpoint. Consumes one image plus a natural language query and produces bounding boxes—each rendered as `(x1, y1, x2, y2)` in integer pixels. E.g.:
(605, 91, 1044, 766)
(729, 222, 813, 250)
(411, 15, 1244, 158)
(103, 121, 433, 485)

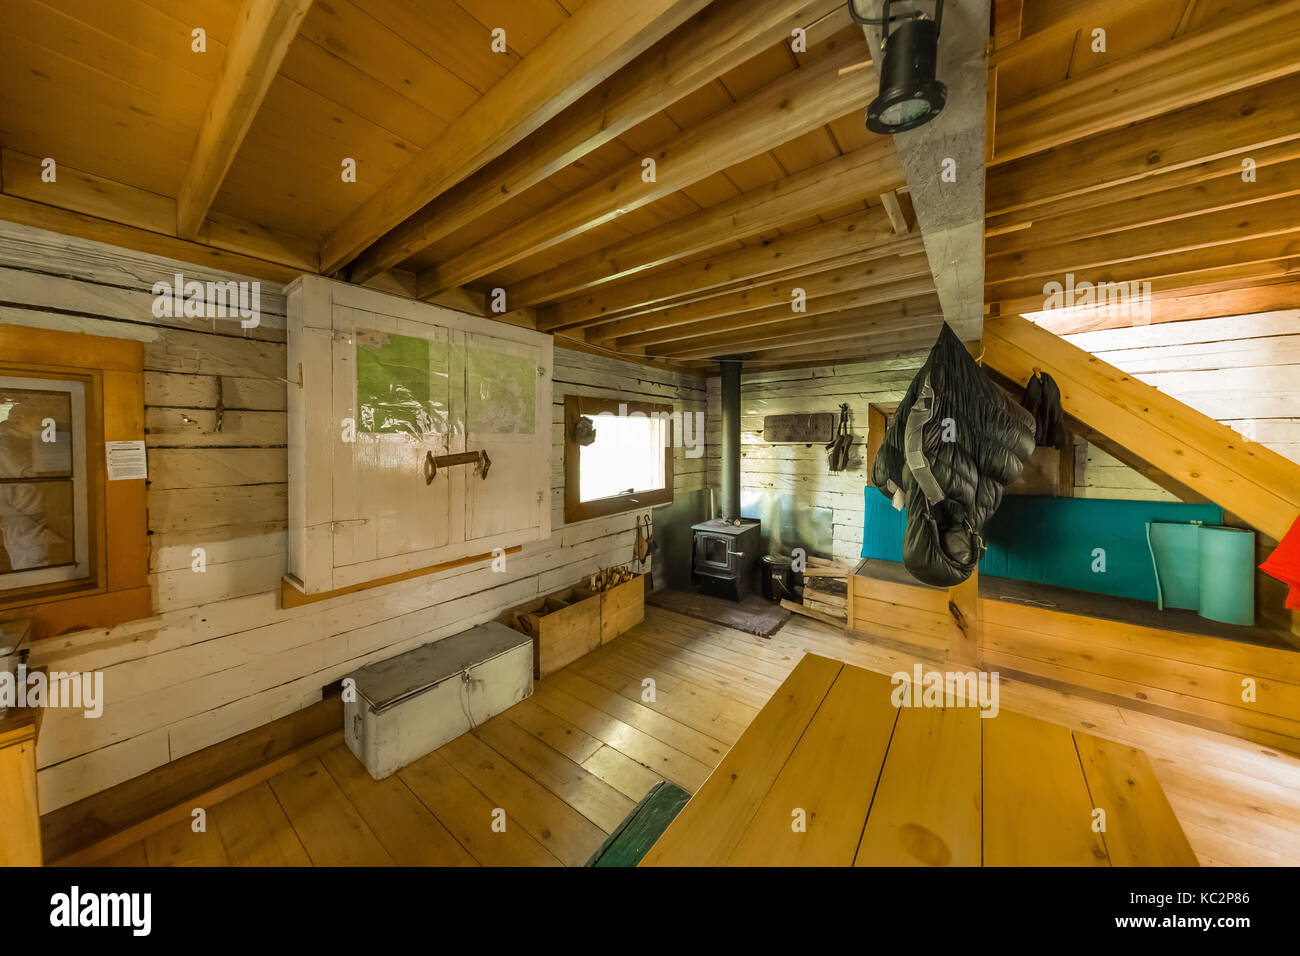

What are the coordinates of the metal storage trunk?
(344, 621, 532, 780)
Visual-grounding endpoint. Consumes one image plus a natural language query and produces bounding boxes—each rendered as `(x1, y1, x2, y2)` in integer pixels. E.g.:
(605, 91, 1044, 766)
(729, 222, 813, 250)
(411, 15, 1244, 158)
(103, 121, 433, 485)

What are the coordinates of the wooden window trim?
(0, 325, 149, 639)
(564, 395, 674, 524)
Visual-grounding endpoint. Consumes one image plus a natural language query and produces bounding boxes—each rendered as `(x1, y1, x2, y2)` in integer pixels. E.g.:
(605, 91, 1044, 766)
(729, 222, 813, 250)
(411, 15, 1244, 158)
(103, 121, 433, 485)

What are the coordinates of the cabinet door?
(331, 306, 461, 571)
(462, 331, 547, 541)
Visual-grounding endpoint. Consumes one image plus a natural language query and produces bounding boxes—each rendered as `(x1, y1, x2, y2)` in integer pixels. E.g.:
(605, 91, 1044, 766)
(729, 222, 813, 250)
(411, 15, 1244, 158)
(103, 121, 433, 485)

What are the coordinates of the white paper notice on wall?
(105, 440, 148, 481)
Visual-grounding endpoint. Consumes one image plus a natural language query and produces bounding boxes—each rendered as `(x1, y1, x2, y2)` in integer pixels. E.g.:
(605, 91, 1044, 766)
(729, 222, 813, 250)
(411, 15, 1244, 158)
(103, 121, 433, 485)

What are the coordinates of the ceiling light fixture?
(848, 0, 947, 135)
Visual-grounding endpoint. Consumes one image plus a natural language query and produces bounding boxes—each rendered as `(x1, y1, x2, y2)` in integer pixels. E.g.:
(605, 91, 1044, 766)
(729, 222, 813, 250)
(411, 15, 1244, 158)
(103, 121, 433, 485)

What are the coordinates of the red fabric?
(1260, 512, 1300, 609)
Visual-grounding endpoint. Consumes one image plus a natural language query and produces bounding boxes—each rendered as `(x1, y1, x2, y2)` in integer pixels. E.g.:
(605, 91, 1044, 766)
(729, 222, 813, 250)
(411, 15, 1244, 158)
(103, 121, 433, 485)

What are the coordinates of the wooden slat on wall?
(0, 219, 711, 815)
(706, 355, 926, 564)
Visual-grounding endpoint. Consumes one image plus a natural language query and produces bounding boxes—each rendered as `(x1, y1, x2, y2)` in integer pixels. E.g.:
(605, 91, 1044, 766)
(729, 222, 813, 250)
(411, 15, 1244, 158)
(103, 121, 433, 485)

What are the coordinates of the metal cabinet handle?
(424, 449, 493, 484)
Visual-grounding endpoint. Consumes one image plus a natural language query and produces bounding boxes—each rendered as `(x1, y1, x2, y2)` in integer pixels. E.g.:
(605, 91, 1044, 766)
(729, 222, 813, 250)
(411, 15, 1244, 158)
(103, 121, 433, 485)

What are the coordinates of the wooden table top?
(642, 654, 1199, 866)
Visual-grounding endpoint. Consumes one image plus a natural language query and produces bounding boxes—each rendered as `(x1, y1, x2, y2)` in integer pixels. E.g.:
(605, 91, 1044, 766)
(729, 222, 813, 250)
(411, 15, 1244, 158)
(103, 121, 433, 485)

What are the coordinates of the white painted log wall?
(1066, 311, 1300, 502)
(706, 356, 926, 563)
(0, 221, 709, 812)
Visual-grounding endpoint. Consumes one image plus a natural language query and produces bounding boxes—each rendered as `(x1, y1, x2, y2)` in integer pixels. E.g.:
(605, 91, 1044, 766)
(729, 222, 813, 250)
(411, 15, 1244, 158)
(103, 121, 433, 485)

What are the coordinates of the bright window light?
(579, 412, 667, 503)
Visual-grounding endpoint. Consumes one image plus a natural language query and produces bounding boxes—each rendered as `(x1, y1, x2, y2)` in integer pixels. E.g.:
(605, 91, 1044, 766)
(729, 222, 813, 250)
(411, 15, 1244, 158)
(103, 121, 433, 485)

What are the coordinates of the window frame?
(0, 325, 149, 639)
(563, 395, 674, 524)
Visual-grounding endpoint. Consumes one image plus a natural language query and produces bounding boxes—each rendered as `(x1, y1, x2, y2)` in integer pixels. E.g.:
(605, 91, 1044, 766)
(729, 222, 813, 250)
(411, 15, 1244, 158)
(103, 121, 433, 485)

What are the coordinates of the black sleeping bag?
(871, 324, 1036, 587)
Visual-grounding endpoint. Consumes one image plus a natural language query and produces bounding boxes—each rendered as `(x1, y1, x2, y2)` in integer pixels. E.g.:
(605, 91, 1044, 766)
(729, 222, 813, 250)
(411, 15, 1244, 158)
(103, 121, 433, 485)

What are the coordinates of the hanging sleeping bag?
(871, 323, 1036, 587)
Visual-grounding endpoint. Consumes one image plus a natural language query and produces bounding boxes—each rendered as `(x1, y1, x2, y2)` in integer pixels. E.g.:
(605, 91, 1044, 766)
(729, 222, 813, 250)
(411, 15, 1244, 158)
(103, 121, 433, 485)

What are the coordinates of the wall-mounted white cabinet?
(285, 276, 552, 595)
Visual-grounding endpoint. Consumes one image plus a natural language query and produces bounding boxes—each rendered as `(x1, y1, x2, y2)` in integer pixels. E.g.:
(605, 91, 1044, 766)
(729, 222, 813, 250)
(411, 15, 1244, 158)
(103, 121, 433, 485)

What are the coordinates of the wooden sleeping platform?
(848, 560, 1300, 755)
(643, 654, 1198, 867)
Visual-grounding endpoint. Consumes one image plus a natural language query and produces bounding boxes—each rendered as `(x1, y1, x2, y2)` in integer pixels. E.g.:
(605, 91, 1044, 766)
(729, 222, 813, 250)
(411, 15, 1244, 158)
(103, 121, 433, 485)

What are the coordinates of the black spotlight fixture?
(848, 0, 947, 135)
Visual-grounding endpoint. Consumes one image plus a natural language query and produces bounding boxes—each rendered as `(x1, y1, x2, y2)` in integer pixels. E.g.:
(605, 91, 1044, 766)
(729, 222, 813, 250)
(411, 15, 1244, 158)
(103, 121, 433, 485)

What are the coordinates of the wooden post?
(947, 569, 981, 667)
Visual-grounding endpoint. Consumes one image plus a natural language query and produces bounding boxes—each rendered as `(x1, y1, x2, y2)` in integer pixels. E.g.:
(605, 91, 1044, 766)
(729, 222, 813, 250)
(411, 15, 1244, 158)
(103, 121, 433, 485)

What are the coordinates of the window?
(0, 376, 90, 591)
(564, 396, 673, 523)
(0, 325, 149, 639)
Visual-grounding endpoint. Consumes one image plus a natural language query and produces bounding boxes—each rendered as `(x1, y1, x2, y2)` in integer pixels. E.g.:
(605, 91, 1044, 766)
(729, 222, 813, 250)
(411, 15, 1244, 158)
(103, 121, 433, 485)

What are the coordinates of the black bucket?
(760, 554, 793, 602)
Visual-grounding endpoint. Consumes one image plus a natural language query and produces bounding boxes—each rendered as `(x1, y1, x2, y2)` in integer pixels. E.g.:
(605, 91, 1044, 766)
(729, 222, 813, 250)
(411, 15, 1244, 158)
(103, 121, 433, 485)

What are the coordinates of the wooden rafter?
(993, 0, 1300, 164)
(345, 0, 842, 284)
(613, 273, 939, 352)
(415, 33, 875, 298)
(176, 0, 315, 239)
(656, 300, 944, 360)
(988, 157, 1300, 258)
(508, 142, 903, 309)
(537, 208, 904, 331)
(989, 76, 1300, 218)
(592, 256, 934, 345)
(318, 0, 712, 274)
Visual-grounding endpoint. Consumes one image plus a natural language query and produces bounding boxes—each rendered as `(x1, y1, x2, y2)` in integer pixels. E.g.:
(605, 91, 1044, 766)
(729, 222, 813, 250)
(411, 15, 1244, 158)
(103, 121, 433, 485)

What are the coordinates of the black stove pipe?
(719, 357, 742, 521)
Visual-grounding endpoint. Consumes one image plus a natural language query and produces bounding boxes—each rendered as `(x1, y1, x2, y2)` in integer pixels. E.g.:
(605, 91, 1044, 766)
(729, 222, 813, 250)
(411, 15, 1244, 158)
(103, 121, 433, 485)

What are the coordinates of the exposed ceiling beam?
(318, 0, 711, 274)
(593, 255, 933, 344)
(1031, 280, 1300, 335)
(657, 300, 944, 359)
(987, 76, 1300, 217)
(987, 157, 1300, 258)
(988, 0, 1152, 66)
(987, 231, 1300, 306)
(987, 195, 1300, 286)
(993, 1, 1300, 164)
(415, 33, 874, 298)
(728, 330, 937, 365)
(175, 0, 314, 239)
(508, 142, 902, 308)
(345, 0, 841, 283)
(858, 0, 990, 343)
(990, 0, 1024, 52)
(987, 138, 1300, 239)
(537, 208, 903, 330)
(612, 272, 938, 350)
(2, 148, 316, 271)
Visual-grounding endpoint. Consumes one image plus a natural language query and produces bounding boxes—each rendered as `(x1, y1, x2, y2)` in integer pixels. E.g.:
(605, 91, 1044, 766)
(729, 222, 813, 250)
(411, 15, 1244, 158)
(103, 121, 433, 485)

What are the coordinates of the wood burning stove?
(691, 518, 761, 601)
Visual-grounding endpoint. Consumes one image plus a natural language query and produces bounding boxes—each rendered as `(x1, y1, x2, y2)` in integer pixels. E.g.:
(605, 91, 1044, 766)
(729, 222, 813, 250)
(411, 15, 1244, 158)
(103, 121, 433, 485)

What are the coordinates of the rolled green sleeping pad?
(1197, 525, 1256, 627)
(1146, 521, 1201, 612)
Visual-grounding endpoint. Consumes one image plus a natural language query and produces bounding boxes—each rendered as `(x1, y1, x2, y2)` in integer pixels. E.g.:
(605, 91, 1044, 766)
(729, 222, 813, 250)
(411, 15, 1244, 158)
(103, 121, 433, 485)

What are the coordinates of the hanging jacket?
(872, 324, 1036, 587)
(1020, 370, 1067, 449)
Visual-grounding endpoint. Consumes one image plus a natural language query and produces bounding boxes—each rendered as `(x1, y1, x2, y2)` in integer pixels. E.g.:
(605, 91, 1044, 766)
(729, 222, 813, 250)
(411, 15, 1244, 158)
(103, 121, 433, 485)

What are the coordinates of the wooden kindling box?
(513, 586, 601, 678)
(344, 621, 533, 780)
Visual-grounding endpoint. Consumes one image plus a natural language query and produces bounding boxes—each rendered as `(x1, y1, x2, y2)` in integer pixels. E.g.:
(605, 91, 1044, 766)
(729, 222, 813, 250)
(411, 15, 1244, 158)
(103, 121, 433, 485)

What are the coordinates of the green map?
(467, 347, 535, 435)
(355, 328, 448, 435)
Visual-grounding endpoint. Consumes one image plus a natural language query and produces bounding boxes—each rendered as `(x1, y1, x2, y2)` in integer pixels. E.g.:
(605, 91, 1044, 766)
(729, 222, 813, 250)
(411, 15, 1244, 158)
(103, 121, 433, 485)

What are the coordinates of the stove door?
(694, 532, 736, 575)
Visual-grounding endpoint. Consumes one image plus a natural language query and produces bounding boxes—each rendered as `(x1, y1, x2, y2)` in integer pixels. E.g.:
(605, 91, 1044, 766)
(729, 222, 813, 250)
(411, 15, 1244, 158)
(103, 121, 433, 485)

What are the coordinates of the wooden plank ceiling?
(987, 0, 1300, 335)
(0, 0, 947, 372)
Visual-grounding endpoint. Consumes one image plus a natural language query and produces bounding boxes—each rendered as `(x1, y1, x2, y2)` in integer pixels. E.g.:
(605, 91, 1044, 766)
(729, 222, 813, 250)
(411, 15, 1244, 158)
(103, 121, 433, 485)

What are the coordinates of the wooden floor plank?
(318, 744, 477, 866)
(641, 654, 843, 866)
(112, 606, 1300, 869)
(1073, 731, 1199, 866)
(92, 841, 147, 867)
(268, 758, 394, 867)
(500, 696, 605, 764)
(210, 782, 312, 867)
(856, 706, 982, 867)
(528, 681, 714, 791)
(438, 732, 609, 866)
(397, 751, 560, 867)
(547, 668, 729, 767)
(143, 816, 231, 867)
(580, 745, 663, 802)
(472, 715, 636, 835)
(983, 710, 1110, 867)
(728, 665, 898, 866)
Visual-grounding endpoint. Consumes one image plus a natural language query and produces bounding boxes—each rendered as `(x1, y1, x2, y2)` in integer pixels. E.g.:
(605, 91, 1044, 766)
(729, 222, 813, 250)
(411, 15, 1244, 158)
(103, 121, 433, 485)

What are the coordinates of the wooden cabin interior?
(2, 0, 1300, 873)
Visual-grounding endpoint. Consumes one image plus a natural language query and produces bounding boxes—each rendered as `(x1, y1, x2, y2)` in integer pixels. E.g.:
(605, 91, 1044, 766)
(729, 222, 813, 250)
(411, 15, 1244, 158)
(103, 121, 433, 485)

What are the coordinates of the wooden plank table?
(642, 654, 1198, 866)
